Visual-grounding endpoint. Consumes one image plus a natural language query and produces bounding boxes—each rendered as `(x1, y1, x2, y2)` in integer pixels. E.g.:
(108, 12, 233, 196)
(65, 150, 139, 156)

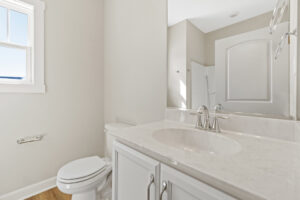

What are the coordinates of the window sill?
(0, 83, 46, 94)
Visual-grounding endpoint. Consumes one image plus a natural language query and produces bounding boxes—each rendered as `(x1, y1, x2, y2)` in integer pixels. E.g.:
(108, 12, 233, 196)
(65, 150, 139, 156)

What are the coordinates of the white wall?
(296, 0, 300, 119)
(167, 21, 187, 108)
(186, 21, 206, 108)
(0, 0, 104, 195)
(167, 20, 206, 108)
(186, 21, 206, 65)
(104, 0, 167, 125)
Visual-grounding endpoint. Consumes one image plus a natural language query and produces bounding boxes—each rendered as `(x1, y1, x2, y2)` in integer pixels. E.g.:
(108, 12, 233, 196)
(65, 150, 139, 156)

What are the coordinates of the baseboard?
(0, 177, 56, 200)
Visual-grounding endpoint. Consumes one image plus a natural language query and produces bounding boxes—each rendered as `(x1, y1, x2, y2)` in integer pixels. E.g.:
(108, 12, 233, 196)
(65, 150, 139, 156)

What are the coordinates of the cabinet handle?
(147, 174, 155, 200)
(159, 181, 168, 200)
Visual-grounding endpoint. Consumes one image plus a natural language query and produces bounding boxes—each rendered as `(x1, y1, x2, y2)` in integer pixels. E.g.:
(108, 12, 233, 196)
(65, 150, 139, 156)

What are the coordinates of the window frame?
(0, 0, 45, 93)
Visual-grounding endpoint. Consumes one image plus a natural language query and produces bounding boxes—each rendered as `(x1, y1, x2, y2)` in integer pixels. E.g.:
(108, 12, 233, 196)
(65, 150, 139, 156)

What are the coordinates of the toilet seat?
(56, 156, 112, 195)
(57, 167, 108, 184)
(57, 156, 107, 182)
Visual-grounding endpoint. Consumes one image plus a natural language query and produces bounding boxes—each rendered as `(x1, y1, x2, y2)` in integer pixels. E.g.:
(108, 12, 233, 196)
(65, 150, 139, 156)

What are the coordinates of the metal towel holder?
(269, 0, 298, 60)
(275, 30, 297, 60)
(17, 135, 45, 144)
(269, 0, 289, 34)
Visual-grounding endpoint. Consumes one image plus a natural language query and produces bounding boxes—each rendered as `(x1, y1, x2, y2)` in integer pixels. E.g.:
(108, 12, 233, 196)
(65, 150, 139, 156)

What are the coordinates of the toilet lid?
(58, 156, 106, 180)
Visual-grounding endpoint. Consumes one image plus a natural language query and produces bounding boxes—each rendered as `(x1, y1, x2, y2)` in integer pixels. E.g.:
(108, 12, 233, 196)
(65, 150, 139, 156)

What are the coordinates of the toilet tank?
(104, 123, 133, 159)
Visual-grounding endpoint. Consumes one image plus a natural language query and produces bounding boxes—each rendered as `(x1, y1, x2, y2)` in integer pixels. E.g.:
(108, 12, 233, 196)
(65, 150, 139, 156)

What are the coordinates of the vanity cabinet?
(113, 142, 160, 200)
(113, 142, 236, 200)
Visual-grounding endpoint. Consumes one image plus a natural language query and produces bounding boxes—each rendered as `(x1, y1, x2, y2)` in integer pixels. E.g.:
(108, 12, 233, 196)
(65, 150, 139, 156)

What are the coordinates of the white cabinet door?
(113, 142, 160, 200)
(160, 165, 237, 200)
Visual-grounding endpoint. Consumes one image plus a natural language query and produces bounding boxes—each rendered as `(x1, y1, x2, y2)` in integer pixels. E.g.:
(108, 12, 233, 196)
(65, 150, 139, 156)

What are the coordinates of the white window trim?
(0, 0, 45, 94)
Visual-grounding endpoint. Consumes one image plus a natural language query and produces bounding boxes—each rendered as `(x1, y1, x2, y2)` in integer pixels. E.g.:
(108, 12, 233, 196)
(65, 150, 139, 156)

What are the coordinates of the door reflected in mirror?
(167, 0, 291, 117)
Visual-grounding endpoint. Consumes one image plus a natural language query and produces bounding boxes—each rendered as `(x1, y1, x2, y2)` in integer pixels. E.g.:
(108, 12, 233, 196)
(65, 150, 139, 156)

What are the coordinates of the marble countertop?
(109, 120, 300, 200)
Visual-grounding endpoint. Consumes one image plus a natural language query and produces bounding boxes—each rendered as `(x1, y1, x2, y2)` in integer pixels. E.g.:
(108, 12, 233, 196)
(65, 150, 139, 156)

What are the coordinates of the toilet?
(57, 156, 112, 200)
(57, 122, 133, 200)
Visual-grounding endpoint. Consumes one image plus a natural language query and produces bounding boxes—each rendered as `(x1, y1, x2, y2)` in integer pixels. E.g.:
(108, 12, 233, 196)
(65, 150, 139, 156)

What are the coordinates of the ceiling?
(168, 0, 278, 33)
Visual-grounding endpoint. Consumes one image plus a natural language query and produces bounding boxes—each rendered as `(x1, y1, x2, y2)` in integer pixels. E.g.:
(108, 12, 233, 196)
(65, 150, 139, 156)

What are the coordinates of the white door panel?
(226, 39, 271, 101)
(215, 22, 289, 116)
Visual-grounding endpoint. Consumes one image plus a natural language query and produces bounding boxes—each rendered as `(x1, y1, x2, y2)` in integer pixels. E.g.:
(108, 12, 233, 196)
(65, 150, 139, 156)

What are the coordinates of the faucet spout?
(198, 105, 210, 130)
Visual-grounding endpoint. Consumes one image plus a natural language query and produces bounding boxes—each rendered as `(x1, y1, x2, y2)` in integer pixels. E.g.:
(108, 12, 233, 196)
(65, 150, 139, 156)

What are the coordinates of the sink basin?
(152, 128, 241, 155)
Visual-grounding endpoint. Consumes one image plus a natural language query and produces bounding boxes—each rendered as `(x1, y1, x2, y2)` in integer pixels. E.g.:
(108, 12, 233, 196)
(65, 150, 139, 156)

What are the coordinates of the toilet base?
(72, 189, 97, 200)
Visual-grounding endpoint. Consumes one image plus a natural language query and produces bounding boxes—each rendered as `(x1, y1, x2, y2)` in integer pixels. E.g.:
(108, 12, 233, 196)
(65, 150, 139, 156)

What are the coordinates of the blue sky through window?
(10, 10, 28, 46)
(0, 46, 26, 78)
(0, 7, 28, 79)
(0, 7, 7, 41)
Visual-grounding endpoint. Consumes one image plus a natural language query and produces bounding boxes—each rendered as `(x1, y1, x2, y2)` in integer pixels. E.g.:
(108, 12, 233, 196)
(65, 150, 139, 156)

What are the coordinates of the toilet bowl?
(57, 122, 133, 200)
(57, 156, 112, 200)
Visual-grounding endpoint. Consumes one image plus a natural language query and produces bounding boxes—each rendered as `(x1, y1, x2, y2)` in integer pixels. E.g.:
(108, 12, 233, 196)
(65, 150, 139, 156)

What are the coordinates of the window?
(0, 0, 45, 93)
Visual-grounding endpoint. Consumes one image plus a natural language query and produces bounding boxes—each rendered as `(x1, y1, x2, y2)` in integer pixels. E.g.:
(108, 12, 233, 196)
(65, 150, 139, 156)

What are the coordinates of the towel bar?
(17, 135, 44, 144)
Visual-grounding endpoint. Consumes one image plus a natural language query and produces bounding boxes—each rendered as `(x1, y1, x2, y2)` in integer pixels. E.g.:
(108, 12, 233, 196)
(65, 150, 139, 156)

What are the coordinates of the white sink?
(152, 128, 241, 155)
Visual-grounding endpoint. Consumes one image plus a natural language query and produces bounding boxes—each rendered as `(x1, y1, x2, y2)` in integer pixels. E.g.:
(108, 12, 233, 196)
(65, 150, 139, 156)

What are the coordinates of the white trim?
(0, 41, 29, 49)
(0, 83, 45, 93)
(0, 177, 56, 200)
(0, 0, 34, 12)
(290, 0, 298, 119)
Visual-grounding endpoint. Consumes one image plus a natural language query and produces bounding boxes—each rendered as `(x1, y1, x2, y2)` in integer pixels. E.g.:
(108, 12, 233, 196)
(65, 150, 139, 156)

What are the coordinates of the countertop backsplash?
(166, 108, 300, 143)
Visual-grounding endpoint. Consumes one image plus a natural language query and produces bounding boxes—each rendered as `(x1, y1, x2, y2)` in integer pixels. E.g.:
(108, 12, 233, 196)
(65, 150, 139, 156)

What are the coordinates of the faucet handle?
(198, 105, 209, 114)
(189, 110, 204, 129)
(214, 104, 223, 112)
(211, 115, 229, 133)
(189, 105, 208, 115)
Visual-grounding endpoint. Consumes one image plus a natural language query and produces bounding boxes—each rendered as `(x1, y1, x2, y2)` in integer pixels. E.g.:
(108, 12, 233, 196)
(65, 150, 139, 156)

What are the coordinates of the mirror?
(167, 0, 292, 118)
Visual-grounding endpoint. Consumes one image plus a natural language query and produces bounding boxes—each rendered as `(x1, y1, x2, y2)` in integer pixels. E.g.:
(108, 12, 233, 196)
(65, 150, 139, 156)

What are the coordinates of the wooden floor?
(25, 187, 71, 200)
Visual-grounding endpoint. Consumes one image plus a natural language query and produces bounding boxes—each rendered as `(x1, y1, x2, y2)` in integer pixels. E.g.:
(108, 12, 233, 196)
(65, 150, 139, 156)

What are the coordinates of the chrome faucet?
(199, 105, 210, 130)
(195, 107, 203, 129)
(192, 105, 210, 130)
(191, 104, 228, 133)
(211, 104, 224, 133)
